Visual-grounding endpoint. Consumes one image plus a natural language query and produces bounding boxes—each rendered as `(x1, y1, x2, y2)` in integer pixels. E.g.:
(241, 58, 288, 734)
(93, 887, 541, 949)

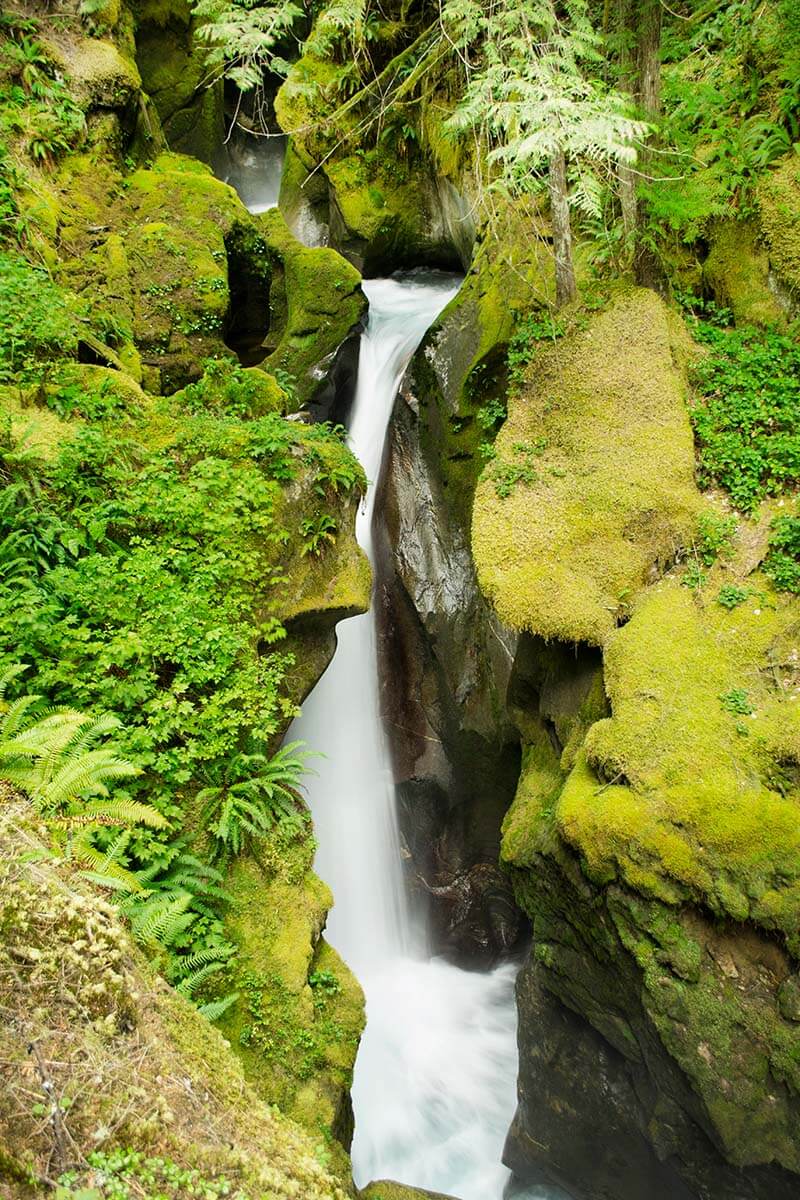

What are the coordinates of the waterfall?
(288, 274, 555, 1199)
(217, 130, 564, 1199)
(288, 275, 456, 974)
(221, 133, 287, 213)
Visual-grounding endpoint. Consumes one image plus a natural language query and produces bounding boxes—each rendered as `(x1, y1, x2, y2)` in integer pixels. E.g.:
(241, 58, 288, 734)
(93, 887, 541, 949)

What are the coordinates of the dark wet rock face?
(374, 353, 525, 968)
(506, 960, 696, 1200)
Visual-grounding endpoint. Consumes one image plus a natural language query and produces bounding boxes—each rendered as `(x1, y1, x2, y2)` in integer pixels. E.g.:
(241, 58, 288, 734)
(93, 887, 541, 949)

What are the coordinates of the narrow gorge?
(0, 3, 799, 1200)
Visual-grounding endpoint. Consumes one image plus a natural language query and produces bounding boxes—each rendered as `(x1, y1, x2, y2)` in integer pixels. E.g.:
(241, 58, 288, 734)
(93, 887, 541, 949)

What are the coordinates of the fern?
(192, 0, 302, 92)
(60, 798, 167, 829)
(176, 960, 228, 998)
(0, 698, 141, 814)
(198, 992, 239, 1022)
(179, 943, 236, 972)
(199, 741, 311, 860)
(124, 891, 196, 949)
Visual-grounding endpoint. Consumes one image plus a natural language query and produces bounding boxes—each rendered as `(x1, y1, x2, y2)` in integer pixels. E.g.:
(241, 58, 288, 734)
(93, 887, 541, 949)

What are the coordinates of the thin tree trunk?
(633, 0, 664, 290)
(617, 0, 638, 243)
(637, 0, 662, 120)
(548, 147, 577, 307)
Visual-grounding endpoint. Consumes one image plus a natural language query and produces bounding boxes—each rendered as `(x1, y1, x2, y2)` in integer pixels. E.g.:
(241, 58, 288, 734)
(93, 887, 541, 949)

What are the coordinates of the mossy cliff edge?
(471, 287, 800, 1199)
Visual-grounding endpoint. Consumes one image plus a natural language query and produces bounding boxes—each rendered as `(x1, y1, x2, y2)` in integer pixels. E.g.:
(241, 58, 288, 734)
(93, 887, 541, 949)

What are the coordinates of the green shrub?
(717, 583, 749, 609)
(695, 511, 737, 565)
(0, 253, 78, 379)
(689, 322, 800, 511)
(764, 506, 800, 593)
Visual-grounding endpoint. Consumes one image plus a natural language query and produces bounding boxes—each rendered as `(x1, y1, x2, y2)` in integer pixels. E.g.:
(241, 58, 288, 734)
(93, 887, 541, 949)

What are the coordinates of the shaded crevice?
(223, 224, 272, 365)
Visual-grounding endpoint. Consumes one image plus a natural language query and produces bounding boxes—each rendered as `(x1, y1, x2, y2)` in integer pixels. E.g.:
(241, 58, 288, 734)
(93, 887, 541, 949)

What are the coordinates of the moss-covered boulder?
(0, 797, 352, 1199)
(259, 208, 367, 411)
(559, 573, 800, 932)
(46, 35, 141, 110)
(120, 153, 261, 391)
(128, 0, 224, 163)
(703, 220, 786, 328)
(473, 288, 700, 645)
(758, 154, 800, 304)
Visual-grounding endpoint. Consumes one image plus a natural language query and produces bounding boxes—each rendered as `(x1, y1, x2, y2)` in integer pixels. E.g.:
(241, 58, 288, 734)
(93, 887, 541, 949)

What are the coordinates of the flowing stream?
(288, 275, 554, 1199)
(223, 138, 563, 1199)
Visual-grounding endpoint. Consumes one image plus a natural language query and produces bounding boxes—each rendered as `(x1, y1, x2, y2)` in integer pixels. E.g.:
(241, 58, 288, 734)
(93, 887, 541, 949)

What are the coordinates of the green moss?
(472, 288, 701, 644)
(359, 1184, 457, 1200)
(0, 800, 351, 1199)
(500, 731, 563, 867)
(325, 150, 451, 272)
(703, 220, 785, 328)
(555, 576, 800, 934)
(43, 37, 141, 110)
(260, 208, 367, 407)
(758, 154, 800, 300)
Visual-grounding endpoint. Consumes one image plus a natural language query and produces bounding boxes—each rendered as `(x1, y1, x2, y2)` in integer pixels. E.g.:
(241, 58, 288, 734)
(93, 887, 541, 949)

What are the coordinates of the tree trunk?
(624, 0, 665, 291)
(637, 0, 662, 120)
(617, 0, 638, 242)
(548, 148, 577, 307)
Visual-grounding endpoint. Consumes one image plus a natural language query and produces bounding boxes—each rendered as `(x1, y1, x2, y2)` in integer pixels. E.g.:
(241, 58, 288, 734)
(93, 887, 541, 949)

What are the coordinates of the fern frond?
(179, 942, 237, 972)
(197, 993, 239, 1022)
(176, 960, 227, 998)
(62, 797, 166, 829)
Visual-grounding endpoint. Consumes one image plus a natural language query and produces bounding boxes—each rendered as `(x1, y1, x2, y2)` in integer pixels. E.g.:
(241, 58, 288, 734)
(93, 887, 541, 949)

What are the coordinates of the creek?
(228, 136, 564, 1200)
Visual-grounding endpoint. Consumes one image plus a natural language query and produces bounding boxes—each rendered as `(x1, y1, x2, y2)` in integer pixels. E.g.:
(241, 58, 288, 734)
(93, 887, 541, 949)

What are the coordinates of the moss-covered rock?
(259, 208, 367, 409)
(558, 574, 800, 934)
(412, 212, 554, 530)
(275, 49, 462, 273)
(0, 796, 352, 1199)
(128, 0, 224, 163)
(44, 34, 141, 110)
(758, 154, 800, 303)
(359, 1183, 458, 1200)
(473, 288, 700, 644)
(500, 529, 800, 1194)
(703, 220, 786, 328)
(221, 851, 364, 1165)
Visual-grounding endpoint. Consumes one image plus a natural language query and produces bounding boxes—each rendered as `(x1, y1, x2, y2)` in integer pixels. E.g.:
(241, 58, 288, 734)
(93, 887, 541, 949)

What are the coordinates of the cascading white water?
(288, 273, 563, 1200)
(222, 134, 287, 213)
(289, 276, 454, 976)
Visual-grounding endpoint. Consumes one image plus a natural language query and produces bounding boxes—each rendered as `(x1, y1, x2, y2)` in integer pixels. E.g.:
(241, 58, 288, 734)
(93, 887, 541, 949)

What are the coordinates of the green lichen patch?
(556, 577, 800, 937)
(472, 288, 701, 645)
